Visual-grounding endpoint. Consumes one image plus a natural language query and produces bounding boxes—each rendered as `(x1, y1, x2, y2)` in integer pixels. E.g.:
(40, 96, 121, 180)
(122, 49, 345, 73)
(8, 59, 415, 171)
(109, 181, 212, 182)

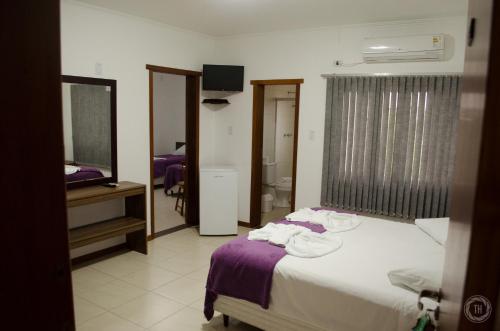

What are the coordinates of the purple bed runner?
(163, 164, 184, 192)
(65, 166, 104, 182)
(204, 220, 326, 320)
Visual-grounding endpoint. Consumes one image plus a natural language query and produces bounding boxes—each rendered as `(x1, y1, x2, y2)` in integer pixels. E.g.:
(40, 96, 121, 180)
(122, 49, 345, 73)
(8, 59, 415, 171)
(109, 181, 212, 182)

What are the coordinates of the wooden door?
(2, 0, 75, 329)
(440, 1, 500, 330)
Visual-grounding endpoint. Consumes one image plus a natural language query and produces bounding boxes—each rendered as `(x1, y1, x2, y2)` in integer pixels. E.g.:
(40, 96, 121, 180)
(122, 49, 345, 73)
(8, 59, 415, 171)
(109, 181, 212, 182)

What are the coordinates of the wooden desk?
(67, 181, 148, 259)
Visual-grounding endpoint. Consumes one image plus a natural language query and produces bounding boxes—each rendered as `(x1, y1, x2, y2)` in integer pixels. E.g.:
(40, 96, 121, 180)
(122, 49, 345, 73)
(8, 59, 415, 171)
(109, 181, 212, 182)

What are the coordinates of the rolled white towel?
(285, 208, 316, 222)
(285, 232, 342, 258)
(321, 213, 361, 233)
(286, 208, 361, 233)
(248, 223, 278, 241)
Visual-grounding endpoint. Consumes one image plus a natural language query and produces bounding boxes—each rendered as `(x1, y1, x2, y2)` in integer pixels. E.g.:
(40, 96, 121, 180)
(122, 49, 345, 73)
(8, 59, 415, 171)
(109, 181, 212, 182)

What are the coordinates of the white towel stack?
(286, 208, 361, 233)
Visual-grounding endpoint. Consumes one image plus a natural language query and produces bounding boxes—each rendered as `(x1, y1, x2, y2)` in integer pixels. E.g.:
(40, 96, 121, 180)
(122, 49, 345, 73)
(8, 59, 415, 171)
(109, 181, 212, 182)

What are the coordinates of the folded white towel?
(286, 208, 361, 233)
(248, 223, 310, 247)
(248, 222, 343, 258)
(285, 232, 342, 258)
(65, 165, 80, 175)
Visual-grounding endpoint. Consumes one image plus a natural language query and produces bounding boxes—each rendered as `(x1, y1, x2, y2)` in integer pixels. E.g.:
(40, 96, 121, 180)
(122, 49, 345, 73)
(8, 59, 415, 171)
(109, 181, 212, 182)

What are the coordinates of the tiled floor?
(73, 226, 261, 330)
(154, 188, 185, 232)
(261, 207, 290, 225)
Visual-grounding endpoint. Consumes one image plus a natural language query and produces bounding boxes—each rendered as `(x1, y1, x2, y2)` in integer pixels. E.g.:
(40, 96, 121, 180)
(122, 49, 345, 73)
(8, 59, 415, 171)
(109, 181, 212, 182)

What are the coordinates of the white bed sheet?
(267, 216, 444, 331)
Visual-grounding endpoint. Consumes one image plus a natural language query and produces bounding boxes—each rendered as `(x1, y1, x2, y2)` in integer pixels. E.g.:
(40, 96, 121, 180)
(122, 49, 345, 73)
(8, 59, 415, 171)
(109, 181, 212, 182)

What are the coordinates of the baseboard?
(71, 243, 128, 269)
(238, 221, 255, 228)
(152, 224, 189, 239)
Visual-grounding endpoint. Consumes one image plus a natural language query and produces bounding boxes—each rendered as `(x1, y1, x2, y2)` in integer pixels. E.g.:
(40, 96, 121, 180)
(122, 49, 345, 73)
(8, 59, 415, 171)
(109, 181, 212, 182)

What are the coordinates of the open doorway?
(249, 79, 303, 227)
(147, 65, 201, 237)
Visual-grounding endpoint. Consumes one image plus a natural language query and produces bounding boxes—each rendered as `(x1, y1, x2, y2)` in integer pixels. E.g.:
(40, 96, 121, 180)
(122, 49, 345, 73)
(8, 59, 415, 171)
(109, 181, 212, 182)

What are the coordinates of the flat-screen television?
(203, 64, 244, 92)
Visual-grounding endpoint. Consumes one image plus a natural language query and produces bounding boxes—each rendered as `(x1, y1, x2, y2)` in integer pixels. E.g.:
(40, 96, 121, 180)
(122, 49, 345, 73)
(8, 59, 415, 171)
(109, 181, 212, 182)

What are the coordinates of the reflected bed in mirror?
(62, 75, 117, 189)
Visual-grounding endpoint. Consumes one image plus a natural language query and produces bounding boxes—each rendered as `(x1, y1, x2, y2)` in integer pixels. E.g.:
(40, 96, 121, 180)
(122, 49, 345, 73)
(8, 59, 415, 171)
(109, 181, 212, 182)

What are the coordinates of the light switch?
(95, 62, 103, 76)
(309, 130, 316, 141)
(227, 126, 233, 135)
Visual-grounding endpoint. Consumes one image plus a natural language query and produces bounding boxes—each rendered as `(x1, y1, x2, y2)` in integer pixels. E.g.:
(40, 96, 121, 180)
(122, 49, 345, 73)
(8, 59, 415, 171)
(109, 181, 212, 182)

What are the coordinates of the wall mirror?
(62, 75, 117, 189)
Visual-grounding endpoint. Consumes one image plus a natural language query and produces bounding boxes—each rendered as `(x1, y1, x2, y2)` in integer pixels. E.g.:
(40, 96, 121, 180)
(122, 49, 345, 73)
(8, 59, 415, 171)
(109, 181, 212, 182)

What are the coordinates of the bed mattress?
(218, 216, 444, 331)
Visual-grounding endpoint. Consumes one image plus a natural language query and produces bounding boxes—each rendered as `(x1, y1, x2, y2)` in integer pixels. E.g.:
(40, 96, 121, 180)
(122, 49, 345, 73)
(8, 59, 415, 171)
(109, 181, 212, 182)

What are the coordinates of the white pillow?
(172, 145, 185, 155)
(415, 217, 449, 246)
(388, 267, 442, 293)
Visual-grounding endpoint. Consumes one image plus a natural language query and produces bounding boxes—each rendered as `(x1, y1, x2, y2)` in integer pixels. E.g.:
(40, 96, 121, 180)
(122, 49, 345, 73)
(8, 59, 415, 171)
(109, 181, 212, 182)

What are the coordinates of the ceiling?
(76, 0, 467, 37)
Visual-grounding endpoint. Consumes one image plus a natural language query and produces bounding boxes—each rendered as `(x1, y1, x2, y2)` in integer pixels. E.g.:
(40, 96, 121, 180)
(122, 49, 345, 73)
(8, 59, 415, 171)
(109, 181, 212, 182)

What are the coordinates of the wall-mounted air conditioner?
(362, 35, 445, 63)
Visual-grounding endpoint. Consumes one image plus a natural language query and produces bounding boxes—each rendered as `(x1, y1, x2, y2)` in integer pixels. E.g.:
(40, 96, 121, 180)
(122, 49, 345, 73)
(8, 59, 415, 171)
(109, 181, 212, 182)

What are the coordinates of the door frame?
(440, 2, 500, 329)
(249, 79, 304, 227)
(146, 64, 201, 238)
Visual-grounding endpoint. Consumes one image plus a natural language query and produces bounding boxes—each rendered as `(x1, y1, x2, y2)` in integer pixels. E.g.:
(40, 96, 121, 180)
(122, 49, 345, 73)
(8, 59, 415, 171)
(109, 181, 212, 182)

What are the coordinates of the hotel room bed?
(211, 216, 444, 331)
(163, 163, 184, 192)
(65, 166, 104, 182)
(153, 154, 185, 185)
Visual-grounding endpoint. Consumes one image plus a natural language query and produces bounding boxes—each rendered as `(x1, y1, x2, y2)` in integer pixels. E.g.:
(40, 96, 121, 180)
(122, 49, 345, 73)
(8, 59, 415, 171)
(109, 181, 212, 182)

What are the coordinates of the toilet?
(262, 161, 292, 208)
(274, 177, 292, 207)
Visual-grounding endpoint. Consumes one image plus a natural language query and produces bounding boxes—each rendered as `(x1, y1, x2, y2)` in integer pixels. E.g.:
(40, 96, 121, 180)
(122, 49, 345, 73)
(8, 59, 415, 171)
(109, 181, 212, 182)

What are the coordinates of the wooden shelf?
(67, 181, 145, 207)
(67, 181, 148, 263)
(69, 217, 146, 249)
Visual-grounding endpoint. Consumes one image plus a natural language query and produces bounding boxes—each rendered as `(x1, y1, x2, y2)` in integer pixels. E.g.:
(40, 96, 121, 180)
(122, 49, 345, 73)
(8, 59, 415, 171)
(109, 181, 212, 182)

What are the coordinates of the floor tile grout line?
(73, 227, 250, 330)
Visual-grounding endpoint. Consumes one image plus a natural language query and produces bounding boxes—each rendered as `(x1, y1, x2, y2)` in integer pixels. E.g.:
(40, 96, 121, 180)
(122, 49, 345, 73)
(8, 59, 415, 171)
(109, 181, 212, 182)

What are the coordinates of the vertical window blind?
(321, 75, 462, 219)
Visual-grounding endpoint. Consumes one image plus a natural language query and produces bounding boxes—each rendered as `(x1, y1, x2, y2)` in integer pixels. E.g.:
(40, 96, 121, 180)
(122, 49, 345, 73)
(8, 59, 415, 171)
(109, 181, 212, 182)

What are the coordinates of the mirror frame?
(62, 75, 117, 189)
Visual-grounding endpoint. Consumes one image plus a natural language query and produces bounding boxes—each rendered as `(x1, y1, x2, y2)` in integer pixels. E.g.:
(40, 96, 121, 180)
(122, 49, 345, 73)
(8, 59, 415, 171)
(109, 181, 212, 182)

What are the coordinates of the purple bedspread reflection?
(154, 154, 185, 178)
(163, 164, 183, 192)
(66, 166, 104, 182)
(204, 220, 326, 320)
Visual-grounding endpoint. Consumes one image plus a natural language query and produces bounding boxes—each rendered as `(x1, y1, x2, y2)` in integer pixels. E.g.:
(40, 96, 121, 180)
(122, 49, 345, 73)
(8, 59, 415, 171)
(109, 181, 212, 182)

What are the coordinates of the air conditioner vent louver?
(362, 35, 445, 63)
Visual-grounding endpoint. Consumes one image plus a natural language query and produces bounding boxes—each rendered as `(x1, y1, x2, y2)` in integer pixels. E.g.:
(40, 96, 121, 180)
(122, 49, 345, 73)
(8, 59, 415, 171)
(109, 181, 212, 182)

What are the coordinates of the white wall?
(262, 85, 295, 164)
(153, 72, 186, 155)
(61, 0, 216, 236)
(275, 99, 295, 180)
(61, 1, 467, 229)
(209, 16, 467, 223)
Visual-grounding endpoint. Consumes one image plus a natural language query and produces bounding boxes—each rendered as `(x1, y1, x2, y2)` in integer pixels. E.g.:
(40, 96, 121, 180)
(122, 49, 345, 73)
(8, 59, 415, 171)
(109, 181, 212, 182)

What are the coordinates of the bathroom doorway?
(249, 79, 303, 227)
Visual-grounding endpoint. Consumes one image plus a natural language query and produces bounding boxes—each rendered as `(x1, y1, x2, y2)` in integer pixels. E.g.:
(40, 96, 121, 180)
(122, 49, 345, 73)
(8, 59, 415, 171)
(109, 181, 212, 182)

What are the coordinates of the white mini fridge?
(199, 166, 238, 235)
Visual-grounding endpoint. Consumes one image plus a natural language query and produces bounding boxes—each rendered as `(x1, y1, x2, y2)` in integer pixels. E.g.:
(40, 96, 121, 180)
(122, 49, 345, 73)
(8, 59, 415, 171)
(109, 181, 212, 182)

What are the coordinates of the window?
(321, 75, 462, 219)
